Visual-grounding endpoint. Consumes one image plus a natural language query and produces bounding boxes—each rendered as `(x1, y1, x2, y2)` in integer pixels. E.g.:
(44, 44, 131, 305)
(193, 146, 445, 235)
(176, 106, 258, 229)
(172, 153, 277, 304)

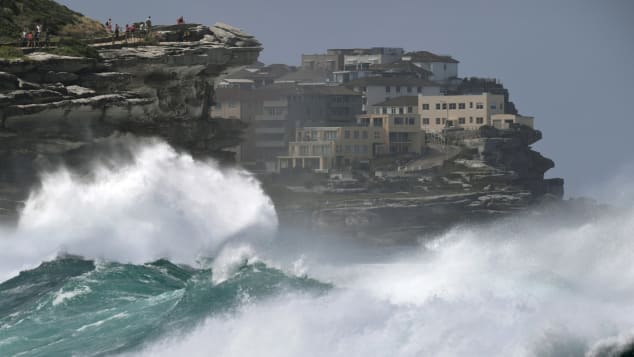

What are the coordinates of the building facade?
(418, 93, 505, 132)
(345, 77, 441, 113)
(401, 51, 459, 83)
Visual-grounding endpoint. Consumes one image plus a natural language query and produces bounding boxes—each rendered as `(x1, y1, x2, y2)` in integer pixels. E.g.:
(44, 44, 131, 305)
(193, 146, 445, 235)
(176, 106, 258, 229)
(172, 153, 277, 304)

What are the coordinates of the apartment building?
(401, 51, 459, 83)
(344, 77, 441, 113)
(418, 93, 505, 132)
(278, 112, 424, 172)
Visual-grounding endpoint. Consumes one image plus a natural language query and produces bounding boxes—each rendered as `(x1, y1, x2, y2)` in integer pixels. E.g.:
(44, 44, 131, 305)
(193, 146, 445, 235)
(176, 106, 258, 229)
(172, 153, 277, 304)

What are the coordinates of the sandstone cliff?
(0, 23, 261, 220)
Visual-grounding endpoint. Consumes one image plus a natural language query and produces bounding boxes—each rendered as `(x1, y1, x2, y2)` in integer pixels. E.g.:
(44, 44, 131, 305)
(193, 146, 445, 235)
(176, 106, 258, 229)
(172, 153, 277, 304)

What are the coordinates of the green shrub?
(48, 38, 100, 59)
(0, 46, 24, 59)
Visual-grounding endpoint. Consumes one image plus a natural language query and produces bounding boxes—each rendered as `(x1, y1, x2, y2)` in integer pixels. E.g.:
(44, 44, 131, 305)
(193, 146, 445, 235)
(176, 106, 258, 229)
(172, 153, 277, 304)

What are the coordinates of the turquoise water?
(0, 257, 330, 356)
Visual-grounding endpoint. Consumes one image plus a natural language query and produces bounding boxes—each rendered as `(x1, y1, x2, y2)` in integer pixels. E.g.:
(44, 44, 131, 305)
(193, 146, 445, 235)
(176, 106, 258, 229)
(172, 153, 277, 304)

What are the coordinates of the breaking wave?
(0, 139, 633, 356)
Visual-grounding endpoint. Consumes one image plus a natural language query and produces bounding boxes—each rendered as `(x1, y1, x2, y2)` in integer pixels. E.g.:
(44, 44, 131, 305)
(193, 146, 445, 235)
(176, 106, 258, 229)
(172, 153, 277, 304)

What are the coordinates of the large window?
(435, 103, 441, 110)
(373, 118, 383, 127)
(476, 102, 484, 109)
(408, 117, 416, 125)
(442, 103, 447, 110)
(422, 118, 430, 125)
(449, 103, 457, 110)
(458, 117, 465, 124)
(458, 103, 466, 109)
(324, 131, 337, 140)
(476, 117, 484, 124)
(422, 104, 430, 110)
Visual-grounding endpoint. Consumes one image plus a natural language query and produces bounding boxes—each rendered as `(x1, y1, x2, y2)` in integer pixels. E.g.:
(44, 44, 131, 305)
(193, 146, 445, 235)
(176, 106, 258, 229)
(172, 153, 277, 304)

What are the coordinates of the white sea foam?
(0, 139, 277, 280)
(135, 205, 634, 357)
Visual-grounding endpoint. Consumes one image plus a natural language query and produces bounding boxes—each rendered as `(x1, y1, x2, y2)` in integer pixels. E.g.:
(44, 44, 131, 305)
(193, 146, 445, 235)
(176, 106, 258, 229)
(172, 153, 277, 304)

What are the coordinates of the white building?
(344, 77, 441, 113)
(401, 51, 459, 83)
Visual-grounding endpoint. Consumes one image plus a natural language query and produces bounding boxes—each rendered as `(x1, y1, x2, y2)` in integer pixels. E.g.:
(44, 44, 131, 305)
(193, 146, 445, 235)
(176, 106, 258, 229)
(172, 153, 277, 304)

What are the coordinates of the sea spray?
(0, 139, 278, 280)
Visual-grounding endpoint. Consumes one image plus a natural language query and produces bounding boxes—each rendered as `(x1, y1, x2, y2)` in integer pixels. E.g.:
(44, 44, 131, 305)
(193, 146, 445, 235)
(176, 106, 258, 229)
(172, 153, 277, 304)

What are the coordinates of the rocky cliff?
(267, 125, 564, 242)
(0, 23, 261, 221)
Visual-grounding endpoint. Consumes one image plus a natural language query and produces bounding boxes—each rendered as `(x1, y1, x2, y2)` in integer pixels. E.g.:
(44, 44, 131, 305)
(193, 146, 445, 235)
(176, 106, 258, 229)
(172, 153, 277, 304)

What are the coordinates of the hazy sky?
(58, 0, 634, 199)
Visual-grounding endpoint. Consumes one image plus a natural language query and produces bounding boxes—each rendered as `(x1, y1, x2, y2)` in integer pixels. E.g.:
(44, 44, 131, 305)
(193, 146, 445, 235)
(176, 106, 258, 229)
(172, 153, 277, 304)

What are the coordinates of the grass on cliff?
(0, 0, 107, 42)
(47, 38, 100, 59)
(0, 45, 24, 59)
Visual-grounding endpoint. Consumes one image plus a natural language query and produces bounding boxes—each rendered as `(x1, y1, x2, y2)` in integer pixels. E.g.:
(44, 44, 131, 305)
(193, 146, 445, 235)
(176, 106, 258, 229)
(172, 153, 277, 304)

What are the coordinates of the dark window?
(399, 107, 404, 114)
(476, 117, 484, 124)
(442, 103, 447, 110)
(373, 118, 383, 127)
(458, 103, 466, 109)
(422, 118, 430, 125)
(458, 117, 465, 124)
(396, 86, 401, 93)
(469, 117, 474, 123)
(449, 103, 457, 110)
(394, 117, 404, 125)
(406, 87, 412, 93)
(408, 117, 416, 125)
(407, 106, 413, 114)
(436, 118, 441, 125)
(469, 102, 473, 108)
(422, 104, 430, 110)
(435, 103, 441, 110)
(417, 86, 422, 93)
(386, 86, 391, 93)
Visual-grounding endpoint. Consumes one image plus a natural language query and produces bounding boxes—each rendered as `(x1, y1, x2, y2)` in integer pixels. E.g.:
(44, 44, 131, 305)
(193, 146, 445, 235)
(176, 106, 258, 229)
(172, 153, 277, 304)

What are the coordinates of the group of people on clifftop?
(105, 16, 152, 44)
(20, 23, 51, 48)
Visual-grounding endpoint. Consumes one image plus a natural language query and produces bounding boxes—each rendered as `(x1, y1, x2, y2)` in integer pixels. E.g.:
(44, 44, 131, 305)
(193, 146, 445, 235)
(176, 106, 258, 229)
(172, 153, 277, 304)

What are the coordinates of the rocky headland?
(0, 22, 261, 221)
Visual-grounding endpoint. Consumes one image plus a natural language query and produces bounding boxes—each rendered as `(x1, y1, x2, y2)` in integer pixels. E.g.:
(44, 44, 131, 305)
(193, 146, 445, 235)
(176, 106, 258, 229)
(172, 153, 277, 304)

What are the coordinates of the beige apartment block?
(418, 93, 505, 132)
(278, 115, 424, 172)
(491, 114, 534, 129)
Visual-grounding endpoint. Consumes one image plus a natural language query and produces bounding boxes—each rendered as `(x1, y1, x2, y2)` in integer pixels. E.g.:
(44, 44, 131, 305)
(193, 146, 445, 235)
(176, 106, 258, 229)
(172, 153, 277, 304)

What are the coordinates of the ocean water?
(1, 140, 633, 356)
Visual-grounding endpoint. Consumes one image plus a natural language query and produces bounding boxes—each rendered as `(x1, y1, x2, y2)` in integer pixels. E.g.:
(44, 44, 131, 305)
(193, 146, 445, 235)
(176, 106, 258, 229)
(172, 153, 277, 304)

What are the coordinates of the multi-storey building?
(418, 93, 505, 132)
(278, 112, 424, 172)
(401, 51, 459, 83)
(344, 77, 441, 113)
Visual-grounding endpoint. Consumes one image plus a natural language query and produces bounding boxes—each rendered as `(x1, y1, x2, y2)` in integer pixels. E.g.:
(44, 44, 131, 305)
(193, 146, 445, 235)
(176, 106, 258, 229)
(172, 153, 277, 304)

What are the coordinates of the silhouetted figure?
(177, 16, 184, 25)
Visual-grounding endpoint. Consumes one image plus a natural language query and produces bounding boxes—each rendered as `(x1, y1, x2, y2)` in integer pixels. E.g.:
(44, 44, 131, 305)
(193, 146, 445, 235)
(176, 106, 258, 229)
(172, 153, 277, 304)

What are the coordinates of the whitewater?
(0, 140, 633, 356)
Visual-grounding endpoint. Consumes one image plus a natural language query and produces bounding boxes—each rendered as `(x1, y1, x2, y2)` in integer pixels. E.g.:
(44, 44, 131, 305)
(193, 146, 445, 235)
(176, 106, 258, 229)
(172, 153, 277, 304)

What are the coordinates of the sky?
(58, 0, 634, 199)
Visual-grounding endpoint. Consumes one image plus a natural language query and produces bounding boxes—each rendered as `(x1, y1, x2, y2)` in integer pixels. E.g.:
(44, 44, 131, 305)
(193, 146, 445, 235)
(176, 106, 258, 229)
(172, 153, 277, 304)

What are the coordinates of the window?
(406, 86, 412, 93)
(344, 130, 350, 139)
(469, 102, 473, 108)
(394, 117, 404, 125)
(353, 131, 359, 139)
(362, 130, 368, 139)
(422, 118, 430, 125)
(324, 131, 337, 140)
(442, 103, 447, 110)
(436, 118, 441, 125)
(458, 103, 466, 109)
(373, 118, 383, 127)
(500, 103, 504, 110)
(458, 117, 465, 124)
(396, 86, 401, 93)
(417, 86, 422, 93)
(398, 107, 404, 114)
(408, 117, 416, 125)
(407, 106, 413, 114)
(469, 116, 474, 123)
(490, 104, 497, 109)
(436, 103, 441, 110)
(386, 86, 391, 93)
(442, 118, 446, 124)
(382, 107, 387, 114)
(391, 107, 397, 114)
(300, 145, 309, 155)
(422, 103, 430, 110)
(476, 102, 484, 109)
(449, 103, 457, 110)
(476, 117, 484, 124)
(374, 131, 381, 139)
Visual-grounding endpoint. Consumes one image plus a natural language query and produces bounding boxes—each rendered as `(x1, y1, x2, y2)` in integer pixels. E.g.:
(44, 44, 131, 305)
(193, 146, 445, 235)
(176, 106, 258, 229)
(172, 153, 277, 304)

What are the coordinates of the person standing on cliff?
(21, 28, 27, 47)
(113, 24, 120, 45)
(145, 16, 152, 34)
